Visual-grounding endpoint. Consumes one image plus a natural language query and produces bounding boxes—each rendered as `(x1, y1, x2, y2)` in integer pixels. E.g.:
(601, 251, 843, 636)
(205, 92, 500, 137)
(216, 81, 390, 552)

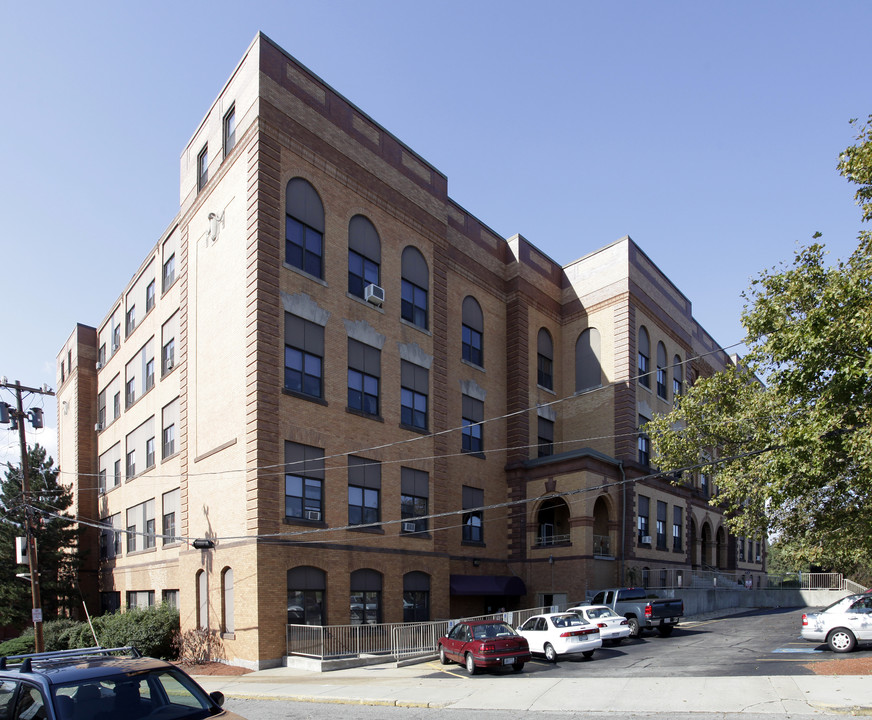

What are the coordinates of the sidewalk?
(195, 660, 872, 715)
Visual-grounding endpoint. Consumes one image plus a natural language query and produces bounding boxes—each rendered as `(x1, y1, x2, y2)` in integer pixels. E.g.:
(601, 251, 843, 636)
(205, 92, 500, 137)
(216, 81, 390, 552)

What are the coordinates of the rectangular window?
(401, 467, 429, 534)
(146, 437, 155, 469)
(347, 249, 379, 299)
(657, 366, 667, 399)
(738, 537, 746, 561)
(112, 323, 121, 353)
(126, 449, 135, 479)
(462, 486, 484, 543)
(126, 377, 136, 408)
(127, 590, 155, 609)
(99, 344, 106, 366)
(347, 339, 380, 416)
(673, 506, 683, 551)
(126, 500, 154, 554)
(146, 280, 155, 312)
(162, 424, 175, 459)
(401, 279, 427, 329)
(348, 456, 380, 527)
(98, 390, 106, 427)
(638, 351, 650, 388)
(285, 441, 324, 520)
(637, 495, 650, 544)
(223, 105, 236, 157)
(462, 324, 483, 367)
(285, 216, 324, 278)
(113, 392, 120, 419)
(537, 353, 554, 390)
(126, 306, 136, 337)
(145, 358, 155, 391)
(162, 338, 175, 375)
(98, 468, 107, 494)
(197, 145, 208, 191)
(162, 489, 180, 545)
(638, 415, 650, 465)
(462, 394, 484, 454)
(114, 459, 121, 487)
(162, 590, 179, 608)
(162, 253, 175, 293)
(537, 416, 554, 457)
(400, 360, 428, 430)
(284, 313, 323, 398)
(656, 501, 667, 549)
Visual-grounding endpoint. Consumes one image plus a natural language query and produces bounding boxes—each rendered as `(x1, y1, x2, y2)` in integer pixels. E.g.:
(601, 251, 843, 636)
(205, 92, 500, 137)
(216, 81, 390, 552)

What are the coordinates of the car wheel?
(512, 662, 525, 673)
(465, 652, 479, 675)
(627, 617, 641, 638)
(544, 643, 558, 663)
(582, 650, 594, 659)
(657, 625, 674, 637)
(438, 645, 450, 665)
(827, 627, 856, 653)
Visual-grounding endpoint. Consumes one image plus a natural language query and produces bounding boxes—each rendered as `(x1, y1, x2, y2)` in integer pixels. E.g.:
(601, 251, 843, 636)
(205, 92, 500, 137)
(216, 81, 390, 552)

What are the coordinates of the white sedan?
(568, 605, 632, 645)
(801, 593, 872, 652)
(517, 612, 602, 662)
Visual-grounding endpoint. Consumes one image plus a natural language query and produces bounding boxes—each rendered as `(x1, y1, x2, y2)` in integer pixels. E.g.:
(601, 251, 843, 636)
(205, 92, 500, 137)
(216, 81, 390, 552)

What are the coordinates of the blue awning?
(449, 574, 527, 596)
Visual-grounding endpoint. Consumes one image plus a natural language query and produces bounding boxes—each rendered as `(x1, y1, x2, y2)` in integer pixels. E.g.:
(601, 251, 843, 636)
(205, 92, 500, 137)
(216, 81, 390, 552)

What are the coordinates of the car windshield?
(52, 667, 214, 720)
(472, 623, 517, 639)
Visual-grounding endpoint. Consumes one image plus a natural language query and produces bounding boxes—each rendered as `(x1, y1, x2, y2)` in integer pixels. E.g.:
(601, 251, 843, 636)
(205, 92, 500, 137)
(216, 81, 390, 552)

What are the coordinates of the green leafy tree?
(647, 116, 872, 576)
(0, 444, 81, 626)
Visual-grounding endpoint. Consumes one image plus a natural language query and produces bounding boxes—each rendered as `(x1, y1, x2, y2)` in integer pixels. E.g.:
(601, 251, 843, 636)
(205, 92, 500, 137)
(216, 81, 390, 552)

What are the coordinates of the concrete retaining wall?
(657, 587, 851, 616)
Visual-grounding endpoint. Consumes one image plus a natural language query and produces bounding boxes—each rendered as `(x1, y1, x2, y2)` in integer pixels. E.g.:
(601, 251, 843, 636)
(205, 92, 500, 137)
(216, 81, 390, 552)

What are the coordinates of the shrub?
(172, 627, 226, 665)
(44, 617, 85, 651)
(0, 633, 34, 656)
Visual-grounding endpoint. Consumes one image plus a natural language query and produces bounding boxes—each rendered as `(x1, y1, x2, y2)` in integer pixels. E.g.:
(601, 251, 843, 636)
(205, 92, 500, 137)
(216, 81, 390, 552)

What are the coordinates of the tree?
(647, 116, 872, 576)
(0, 444, 81, 626)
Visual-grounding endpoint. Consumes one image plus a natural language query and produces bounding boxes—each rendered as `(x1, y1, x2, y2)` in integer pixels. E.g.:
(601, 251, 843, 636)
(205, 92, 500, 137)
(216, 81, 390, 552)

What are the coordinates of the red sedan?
(437, 620, 531, 674)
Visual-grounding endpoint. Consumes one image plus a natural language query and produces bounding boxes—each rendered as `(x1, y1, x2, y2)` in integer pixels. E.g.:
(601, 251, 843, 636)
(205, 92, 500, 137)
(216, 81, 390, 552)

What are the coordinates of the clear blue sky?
(1, 0, 869, 467)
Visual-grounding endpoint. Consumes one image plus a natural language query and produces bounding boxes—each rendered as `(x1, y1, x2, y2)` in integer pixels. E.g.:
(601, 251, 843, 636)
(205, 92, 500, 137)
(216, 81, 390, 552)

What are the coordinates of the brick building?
(55, 32, 762, 668)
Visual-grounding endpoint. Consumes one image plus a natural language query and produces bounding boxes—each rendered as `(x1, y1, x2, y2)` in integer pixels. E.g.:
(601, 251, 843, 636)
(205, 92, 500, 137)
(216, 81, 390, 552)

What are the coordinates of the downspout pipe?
(619, 461, 626, 586)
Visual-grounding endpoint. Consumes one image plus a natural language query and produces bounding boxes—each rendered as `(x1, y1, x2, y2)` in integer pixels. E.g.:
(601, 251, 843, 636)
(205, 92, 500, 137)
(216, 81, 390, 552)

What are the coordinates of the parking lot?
(426, 607, 872, 678)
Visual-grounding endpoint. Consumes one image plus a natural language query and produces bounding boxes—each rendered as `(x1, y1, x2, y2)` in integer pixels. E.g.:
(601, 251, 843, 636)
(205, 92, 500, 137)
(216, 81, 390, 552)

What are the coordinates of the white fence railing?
(287, 572, 869, 662)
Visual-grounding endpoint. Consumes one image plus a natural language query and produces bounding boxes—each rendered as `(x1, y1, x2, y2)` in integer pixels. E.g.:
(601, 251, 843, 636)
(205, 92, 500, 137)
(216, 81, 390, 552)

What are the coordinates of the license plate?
(503, 657, 515, 665)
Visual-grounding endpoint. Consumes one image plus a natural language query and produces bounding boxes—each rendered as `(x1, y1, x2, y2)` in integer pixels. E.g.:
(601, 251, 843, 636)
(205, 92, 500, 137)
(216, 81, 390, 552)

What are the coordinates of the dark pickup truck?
(588, 587, 684, 637)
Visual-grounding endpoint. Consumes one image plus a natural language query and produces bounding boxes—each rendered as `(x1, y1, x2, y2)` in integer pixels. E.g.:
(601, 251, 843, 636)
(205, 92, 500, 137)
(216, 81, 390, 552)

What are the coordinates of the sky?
(1, 0, 870, 470)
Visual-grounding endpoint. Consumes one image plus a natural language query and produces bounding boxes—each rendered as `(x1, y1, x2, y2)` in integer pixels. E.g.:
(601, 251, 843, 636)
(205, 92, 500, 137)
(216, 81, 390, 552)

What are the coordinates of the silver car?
(801, 593, 872, 652)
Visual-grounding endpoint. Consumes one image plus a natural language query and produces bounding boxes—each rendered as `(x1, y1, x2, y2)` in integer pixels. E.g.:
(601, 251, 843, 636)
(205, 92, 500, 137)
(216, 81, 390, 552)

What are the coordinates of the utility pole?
(1, 378, 54, 653)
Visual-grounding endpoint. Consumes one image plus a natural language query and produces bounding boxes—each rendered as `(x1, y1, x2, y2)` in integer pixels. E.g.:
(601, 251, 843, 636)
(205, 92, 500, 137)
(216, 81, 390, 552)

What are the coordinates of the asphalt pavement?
(194, 612, 872, 715)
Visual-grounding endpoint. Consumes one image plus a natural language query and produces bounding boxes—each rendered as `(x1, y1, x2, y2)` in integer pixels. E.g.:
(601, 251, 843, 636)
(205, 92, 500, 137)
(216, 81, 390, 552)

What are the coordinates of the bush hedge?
(0, 604, 180, 660)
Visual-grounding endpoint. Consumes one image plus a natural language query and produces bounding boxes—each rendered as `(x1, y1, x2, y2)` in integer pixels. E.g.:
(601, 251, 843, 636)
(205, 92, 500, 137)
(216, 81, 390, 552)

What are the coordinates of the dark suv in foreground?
(0, 646, 245, 719)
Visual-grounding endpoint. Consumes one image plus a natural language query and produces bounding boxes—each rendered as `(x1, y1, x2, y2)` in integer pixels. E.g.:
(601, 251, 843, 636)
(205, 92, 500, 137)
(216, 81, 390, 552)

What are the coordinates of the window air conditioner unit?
(305, 510, 321, 521)
(95, 423, 103, 432)
(364, 283, 385, 306)
(166, 357, 174, 370)
(402, 522, 417, 533)
(96, 361, 103, 370)
(756, 555, 762, 562)
(641, 535, 652, 544)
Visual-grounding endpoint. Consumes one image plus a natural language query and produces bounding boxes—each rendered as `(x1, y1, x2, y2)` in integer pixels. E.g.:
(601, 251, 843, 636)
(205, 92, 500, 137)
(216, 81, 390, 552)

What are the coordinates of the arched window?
(537, 328, 553, 390)
(221, 567, 234, 634)
(672, 355, 683, 401)
(196, 570, 208, 629)
(348, 215, 380, 298)
(287, 566, 326, 626)
(285, 178, 325, 278)
(403, 571, 430, 623)
(575, 327, 602, 392)
(350, 569, 382, 625)
(401, 246, 428, 329)
(656, 342, 668, 400)
(461, 296, 483, 367)
(638, 326, 650, 388)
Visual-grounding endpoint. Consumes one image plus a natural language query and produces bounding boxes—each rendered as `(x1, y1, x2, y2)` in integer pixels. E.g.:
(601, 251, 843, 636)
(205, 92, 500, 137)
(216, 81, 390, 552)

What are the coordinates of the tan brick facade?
(56, 33, 763, 669)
